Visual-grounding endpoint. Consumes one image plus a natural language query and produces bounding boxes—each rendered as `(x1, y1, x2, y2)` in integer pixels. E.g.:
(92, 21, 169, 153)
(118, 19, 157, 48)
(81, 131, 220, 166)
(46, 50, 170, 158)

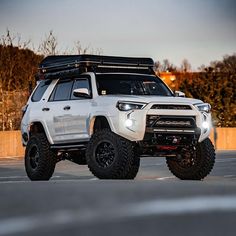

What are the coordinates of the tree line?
(155, 55, 236, 127)
(0, 30, 235, 130)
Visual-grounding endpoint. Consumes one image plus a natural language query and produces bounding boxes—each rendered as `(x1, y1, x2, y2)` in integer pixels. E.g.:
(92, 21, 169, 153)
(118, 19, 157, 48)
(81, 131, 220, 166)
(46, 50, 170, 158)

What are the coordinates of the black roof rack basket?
(38, 55, 154, 80)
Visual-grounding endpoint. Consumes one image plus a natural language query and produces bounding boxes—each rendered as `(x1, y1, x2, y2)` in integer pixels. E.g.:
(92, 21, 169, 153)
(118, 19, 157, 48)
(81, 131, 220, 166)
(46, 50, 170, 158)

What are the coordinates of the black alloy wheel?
(28, 144, 40, 169)
(166, 138, 215, 180)
(95, 141, 116, 168)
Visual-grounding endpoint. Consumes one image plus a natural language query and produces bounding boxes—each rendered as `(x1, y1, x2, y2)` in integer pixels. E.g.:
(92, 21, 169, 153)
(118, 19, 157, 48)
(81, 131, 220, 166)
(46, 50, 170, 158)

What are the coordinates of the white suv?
(21, 55, 215, 180)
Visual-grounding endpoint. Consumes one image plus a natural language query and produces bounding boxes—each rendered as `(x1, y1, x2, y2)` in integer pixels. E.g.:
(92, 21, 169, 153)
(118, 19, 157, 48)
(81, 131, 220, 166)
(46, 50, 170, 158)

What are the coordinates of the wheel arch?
(29, 121, 53, 144)
(89, 115, 113, 135)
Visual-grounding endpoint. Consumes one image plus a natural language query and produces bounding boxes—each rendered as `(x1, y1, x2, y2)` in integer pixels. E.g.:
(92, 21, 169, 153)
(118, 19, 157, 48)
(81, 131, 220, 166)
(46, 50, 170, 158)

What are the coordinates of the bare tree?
(38, 30, 58, 56)
(0, 29, 13, 46)
(198, 64, 206, 72)
(213, 54, 236, 73)
(71, 41, 103, 55)
(160, 59, 177, 72)
(16, 33, 31, 49)
(181, 59, 191, 73)
(73, 40, 89, 54)
(89, 47, 103, 55)
(154, 61, 161, 73)
(1, 29, 31, 49)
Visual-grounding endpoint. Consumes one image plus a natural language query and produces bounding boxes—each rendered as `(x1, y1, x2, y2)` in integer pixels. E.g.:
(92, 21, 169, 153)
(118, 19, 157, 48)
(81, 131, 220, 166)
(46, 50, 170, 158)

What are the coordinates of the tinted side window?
(31, 80, 51, 102)
(50, 80, 73, 101)
(70, 79, 91, 100)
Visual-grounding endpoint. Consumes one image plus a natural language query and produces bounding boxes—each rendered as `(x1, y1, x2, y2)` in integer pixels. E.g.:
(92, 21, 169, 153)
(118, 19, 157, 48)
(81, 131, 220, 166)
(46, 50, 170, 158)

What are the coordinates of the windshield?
(96, 74, 173, 96)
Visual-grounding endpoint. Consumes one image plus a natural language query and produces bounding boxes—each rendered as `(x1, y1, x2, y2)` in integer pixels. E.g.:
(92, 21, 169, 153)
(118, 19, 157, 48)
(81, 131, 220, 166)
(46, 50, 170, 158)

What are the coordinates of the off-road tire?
(86, 129, 135, 179)
(123, 144, 140, 179)
(166, 138, 215, 180)
(25, 133, 57, 181)
(123, 155, 140, 179)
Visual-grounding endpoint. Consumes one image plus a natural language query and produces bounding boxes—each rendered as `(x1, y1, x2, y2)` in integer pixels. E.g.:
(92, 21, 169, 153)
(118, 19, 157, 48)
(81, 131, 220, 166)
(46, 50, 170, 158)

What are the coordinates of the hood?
(99, 95, 203, 105)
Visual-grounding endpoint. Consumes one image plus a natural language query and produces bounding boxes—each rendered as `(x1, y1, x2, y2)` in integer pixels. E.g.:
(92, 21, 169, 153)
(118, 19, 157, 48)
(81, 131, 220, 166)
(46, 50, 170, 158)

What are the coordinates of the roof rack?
(37, 55, 155, 80)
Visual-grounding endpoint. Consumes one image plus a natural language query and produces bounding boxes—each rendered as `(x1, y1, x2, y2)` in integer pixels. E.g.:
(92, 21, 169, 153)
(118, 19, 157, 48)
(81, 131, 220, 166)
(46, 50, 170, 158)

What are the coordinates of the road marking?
(51, 176, 62, 179)
(90, 177, 98, 180)
(0, 177, 96, 184)
(1, 195, 236, 235)
(0, 176, 27, 179)
(216, 159, 236, 163)
(141, 163, 164, 167)
(224, 175, 236, 178)
(127, 195, 236, 216)
(0, 180, 30, 184)
(137, 176, 174, 181)
(157, 176, 175, 180)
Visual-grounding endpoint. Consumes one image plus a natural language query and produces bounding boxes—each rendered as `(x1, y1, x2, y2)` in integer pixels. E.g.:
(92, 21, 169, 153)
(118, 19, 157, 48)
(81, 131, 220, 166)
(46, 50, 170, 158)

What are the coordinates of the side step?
(50, 142, 88, 151)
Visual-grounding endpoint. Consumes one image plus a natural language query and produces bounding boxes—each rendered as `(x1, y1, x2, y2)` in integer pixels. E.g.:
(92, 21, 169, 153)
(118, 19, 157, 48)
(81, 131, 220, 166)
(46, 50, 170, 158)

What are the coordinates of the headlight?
(116, 101, 146, 111)
(195, 103, 211, 113)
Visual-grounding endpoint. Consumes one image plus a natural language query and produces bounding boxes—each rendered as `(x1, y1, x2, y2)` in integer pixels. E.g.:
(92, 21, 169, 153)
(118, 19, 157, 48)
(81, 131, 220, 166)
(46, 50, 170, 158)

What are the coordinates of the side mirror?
(174, 91, 185, 97)
(73, 88, 91, 98)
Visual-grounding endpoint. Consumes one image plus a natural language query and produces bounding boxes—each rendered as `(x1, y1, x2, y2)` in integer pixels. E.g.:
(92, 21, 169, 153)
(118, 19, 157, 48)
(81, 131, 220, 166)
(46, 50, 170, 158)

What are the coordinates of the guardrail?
(209, 128, 236, 151)
(0, 131, 25, 158)
(0, 128, 235, 158)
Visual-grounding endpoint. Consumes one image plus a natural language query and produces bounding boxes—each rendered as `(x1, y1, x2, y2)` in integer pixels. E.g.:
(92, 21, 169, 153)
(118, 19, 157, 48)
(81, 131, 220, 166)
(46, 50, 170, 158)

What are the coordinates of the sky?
(0, 0, 236, 70)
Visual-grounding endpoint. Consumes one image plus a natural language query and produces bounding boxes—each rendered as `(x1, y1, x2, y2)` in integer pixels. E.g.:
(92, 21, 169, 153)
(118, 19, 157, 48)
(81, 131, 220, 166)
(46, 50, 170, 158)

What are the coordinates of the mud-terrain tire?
(166, 138, 215, 180)
(86, 129, 135, 179)
(123, 156, 140, 179)
(25, 133, 57, 181)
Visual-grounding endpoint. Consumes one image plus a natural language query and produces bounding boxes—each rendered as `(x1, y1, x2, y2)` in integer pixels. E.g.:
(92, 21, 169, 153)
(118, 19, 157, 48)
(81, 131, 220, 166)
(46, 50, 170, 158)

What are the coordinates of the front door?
(45, 76, 92, 144)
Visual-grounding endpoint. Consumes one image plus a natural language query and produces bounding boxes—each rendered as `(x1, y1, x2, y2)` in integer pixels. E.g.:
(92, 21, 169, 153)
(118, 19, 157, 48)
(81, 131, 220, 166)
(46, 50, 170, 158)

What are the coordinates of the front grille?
(146, 116, 196, 128)
(151, 104, 192, 110)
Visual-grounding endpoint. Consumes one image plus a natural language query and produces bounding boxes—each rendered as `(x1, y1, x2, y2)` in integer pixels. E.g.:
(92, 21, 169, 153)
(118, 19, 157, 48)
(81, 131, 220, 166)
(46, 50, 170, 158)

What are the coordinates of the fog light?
(202, 121, 209, 130)
(125, 119, 133, 128)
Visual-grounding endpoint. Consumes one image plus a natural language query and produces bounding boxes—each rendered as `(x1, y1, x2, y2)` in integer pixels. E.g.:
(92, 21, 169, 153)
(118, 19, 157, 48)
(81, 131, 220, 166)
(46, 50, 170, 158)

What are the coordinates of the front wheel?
(86, 130, 137, 179)
(166, 138, 215, 180)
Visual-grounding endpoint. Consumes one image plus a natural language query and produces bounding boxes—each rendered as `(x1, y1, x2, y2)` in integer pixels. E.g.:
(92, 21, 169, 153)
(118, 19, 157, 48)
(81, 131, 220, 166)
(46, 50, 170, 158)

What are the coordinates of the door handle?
(42, 107, 50, 111)
(63, 105, 71, 110)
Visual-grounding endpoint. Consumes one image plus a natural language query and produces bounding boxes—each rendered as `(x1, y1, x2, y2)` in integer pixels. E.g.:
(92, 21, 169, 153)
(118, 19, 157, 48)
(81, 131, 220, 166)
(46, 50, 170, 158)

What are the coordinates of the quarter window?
(31, 80, 51, 102)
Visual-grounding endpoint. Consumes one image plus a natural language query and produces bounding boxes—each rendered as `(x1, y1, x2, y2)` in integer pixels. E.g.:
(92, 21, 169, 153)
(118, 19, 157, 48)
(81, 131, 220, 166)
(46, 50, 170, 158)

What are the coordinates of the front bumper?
(114, 102, 212, 142)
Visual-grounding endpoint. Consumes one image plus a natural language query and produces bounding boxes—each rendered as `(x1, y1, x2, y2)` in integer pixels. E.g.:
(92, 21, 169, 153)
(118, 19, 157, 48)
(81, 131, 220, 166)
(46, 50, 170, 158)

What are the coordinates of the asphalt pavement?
(0, 151, 236, 236)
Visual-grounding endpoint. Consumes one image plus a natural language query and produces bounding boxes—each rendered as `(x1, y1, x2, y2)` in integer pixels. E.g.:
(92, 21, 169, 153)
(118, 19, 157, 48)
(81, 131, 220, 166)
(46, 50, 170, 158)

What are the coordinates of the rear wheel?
(166, 138, 215, 180)
(86, 130, 136, 179)
(25, 133, 57, 181)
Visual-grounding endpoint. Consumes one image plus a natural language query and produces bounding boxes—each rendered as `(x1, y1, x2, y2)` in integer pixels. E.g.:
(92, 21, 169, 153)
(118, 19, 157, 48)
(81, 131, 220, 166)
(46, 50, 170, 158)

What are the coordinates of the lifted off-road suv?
(21, 55, 215, 180)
